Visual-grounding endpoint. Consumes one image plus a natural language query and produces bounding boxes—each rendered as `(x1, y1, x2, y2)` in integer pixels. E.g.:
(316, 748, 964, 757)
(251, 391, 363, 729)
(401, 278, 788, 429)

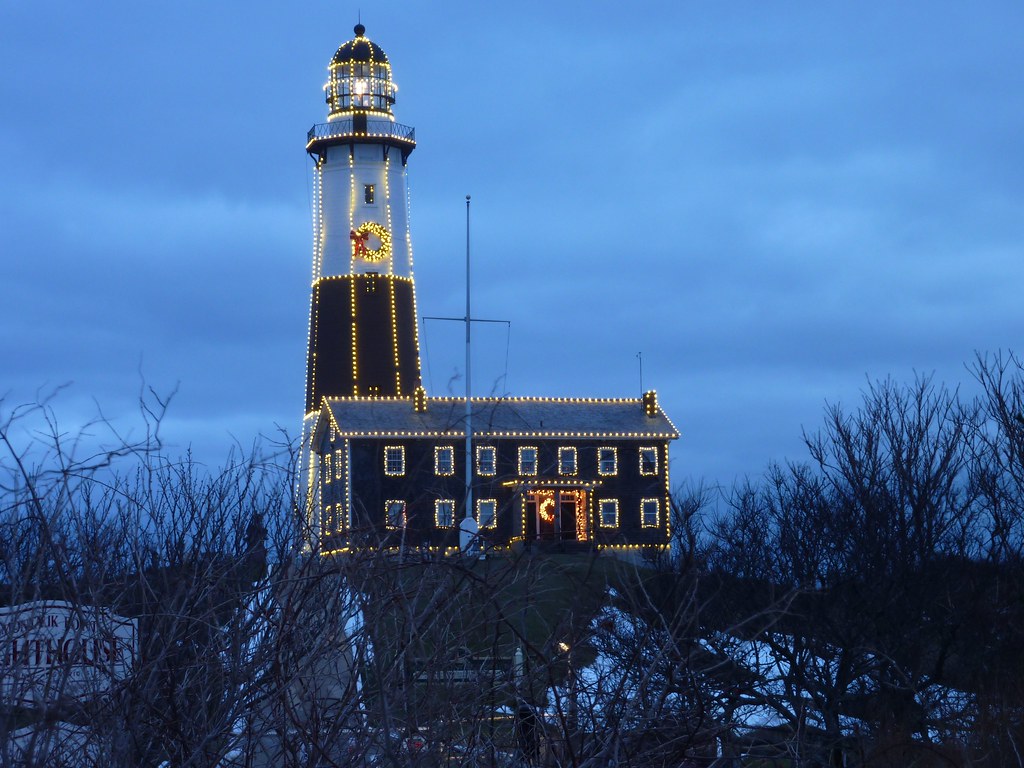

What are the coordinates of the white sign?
(0, 600, 137, 706)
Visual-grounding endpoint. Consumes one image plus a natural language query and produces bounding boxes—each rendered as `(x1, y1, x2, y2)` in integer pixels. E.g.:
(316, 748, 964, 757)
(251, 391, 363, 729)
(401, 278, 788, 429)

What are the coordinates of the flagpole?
(460, 195, 479, 552)
(464, 194, 473, 521)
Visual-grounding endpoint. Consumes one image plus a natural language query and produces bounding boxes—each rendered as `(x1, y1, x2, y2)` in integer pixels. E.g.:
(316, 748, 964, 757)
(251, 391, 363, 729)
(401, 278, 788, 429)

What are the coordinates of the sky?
(2, 2, 1023, 489)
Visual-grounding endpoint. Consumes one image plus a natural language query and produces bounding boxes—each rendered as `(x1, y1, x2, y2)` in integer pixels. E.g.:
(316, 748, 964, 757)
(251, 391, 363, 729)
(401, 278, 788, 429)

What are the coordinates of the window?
(598, 447, 618, 476)
(599, 499, 619, 528)
(384, 446, 405, 476)
(558, 447, 577, 475)
(334, 448, 345, 480)
(324, 453, 332, 484)
(476, 498, 497, 529)
(435, 499, 455, 528)
(324, 503, 345, 534)
(639, 447, 658, 476)
(476, 446, 496, 476)
(641, 498, 660, 528)
(386, 500, 406, 529)
(518, 446, 538, 476)
(435, 445, 455, 476)
(364, 184, 375, 204)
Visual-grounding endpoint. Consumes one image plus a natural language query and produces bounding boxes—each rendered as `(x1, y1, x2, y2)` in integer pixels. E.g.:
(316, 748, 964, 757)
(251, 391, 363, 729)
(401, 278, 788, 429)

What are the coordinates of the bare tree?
(705, 377, 977, 764)
(965, 352, 1024, 766)
(12, 361, 1024, 767)
(1, 392, 733, 767)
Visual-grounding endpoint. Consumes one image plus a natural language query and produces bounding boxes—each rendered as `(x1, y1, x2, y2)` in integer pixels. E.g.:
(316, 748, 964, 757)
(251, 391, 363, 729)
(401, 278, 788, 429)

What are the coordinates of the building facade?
(311, 395, 677, 555)
(301, 26, 678, 557)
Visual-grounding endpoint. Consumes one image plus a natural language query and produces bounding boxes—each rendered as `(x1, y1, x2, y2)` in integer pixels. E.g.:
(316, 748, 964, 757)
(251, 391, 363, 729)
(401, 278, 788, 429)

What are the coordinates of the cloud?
(4, 1, 1024, 482)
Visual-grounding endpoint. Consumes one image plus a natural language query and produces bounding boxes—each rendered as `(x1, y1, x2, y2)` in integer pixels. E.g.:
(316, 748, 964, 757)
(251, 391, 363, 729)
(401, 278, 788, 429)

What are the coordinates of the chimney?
(643, 390, 658, 418)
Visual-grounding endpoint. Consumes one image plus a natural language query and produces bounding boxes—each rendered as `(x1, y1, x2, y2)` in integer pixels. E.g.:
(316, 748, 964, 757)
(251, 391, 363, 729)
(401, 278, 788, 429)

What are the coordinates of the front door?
(526, 490, 588, 542)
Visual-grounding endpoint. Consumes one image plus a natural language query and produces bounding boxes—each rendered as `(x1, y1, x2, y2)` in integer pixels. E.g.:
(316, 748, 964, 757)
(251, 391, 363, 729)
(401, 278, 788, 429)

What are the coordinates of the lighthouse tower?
(303, 24, 421, 414)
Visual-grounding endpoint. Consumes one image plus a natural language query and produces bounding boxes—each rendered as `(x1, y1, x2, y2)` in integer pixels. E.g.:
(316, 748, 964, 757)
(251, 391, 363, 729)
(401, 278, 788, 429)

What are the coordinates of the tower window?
(364, 184, 375, 204)
(386, 500, 406, 529)
(435, 445, 454, 476)
(599, 499, 619, 528)
(325, 503, 346, 534)
(435, 499, 455, 528)
(641, 498, 660, 528)
(598, 447, 618, 476)
(518, 446, 538, 476)
(558, 447, 577, 475)
(639, 447, 658, 476)
(477, 446, 496, 476)
(384, 446, 405, 476)
(477, 498, 497, 529)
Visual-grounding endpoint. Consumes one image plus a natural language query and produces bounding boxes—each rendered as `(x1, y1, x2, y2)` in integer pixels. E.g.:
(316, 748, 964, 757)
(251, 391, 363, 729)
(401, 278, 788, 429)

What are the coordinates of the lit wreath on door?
(350, 221, 392, 263)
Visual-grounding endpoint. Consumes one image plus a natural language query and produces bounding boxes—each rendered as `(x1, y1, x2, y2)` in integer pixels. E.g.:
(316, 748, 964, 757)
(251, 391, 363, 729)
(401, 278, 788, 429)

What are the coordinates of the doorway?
(525, 489, 588, 542)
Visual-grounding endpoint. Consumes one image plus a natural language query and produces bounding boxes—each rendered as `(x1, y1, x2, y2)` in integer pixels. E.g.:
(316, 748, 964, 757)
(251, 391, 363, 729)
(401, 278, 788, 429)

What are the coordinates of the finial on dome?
(354, 22, 366, 37)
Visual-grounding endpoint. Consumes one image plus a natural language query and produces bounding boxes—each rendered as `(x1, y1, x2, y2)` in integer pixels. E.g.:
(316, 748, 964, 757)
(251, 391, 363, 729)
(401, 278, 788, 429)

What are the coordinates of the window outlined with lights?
(639, 447, 658, 476)
(325, 502, 347, 534)
(435, 445, 455, 476)
(476, 446, 496, 476)
(334, 448, 345, 480)
(324, 453, 333, 484)
(599, 499, 619, 528)
(558, 447, 577, 475)
(598, 447, 618, 476)
(385, 499, 406, 529)
(476, 498, 497, 529)
(641, 498, 660, 528)
(326, 500, 346, 533)
(518, 446, 538, 476)
(384, 446, 405, 476)
(435, 499, 455, 528)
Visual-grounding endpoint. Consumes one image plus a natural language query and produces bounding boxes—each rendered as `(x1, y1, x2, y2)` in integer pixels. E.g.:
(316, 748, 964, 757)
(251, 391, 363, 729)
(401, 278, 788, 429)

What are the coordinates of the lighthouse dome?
(325, 24, 396, 118)
(331, 24, 390, 65)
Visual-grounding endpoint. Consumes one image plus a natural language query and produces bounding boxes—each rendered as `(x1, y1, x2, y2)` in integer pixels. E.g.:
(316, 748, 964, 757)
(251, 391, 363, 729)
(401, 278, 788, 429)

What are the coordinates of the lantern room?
(325, 24, 396, 119)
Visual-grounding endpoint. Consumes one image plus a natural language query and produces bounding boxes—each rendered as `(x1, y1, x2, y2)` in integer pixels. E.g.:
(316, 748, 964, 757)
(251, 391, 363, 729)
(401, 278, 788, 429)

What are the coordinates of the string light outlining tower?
(299, 23, 424, 527)
(304, 22, 421, 412)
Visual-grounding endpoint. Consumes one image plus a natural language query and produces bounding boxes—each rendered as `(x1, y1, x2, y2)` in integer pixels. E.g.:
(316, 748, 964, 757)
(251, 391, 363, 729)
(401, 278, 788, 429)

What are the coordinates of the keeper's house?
(310, 393, 677, 556)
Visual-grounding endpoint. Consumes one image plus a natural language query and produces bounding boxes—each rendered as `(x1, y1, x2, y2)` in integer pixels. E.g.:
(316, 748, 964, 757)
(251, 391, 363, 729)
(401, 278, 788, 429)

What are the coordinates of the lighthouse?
(301, 26, 678, 556)
(303, 23, 422, 413)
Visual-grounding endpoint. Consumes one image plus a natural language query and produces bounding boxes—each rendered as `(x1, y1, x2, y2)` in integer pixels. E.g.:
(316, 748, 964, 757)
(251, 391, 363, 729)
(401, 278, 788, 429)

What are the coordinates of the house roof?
(319, 396, 680, 440)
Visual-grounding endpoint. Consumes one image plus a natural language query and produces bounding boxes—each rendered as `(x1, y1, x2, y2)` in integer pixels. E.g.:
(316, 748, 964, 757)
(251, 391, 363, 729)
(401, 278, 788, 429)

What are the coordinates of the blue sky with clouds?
(2, 2, 1022, 485)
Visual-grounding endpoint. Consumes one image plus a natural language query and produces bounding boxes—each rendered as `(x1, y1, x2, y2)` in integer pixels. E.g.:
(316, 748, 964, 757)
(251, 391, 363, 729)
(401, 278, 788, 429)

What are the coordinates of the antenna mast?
(465, 194, 473, 518)
(459, 195, 479, 552)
